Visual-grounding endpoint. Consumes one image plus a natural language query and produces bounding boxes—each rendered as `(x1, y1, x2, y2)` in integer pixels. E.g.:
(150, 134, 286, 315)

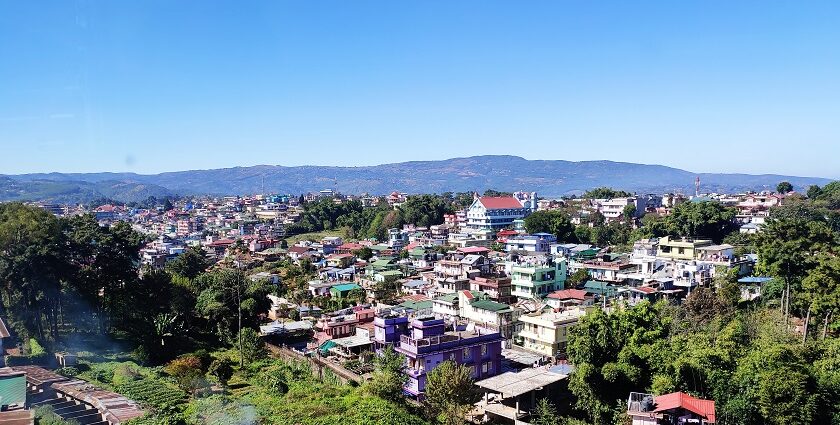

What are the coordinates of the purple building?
(373, 314, 410, 349)
(375, 315, 504, 398)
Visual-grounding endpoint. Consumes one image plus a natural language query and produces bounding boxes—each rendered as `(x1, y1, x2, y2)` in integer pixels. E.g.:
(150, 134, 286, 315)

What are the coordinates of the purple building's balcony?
(397, 331, 503, 356)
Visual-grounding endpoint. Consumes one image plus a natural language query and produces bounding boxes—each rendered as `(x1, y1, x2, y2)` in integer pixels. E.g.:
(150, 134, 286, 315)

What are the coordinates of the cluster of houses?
(27, 188, 779, 425)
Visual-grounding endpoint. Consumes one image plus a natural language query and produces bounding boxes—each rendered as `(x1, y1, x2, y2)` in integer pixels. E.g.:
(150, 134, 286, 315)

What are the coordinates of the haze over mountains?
(1, 155, 832, 204)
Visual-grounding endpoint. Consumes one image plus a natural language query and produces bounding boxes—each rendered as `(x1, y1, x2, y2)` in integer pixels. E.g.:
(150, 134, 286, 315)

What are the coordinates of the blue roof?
(331, 283, 362, 292)
(402, 280, 425, 288)
(738, 276, 773, 284)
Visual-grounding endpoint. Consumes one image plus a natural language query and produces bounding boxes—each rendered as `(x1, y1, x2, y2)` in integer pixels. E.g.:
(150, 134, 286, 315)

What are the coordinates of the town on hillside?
(1, 180, 838, 425)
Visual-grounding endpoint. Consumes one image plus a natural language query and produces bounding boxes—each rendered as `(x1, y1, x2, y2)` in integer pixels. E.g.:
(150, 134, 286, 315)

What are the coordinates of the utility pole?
(237, 254, 244, 367)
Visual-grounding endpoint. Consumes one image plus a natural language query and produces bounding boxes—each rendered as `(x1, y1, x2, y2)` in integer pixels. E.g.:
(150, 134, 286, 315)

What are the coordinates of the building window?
(481, 344, 488, 356)
(463, 348, 470, 358)
(449, 352, 456, 361)
(482, 362, 489, 373)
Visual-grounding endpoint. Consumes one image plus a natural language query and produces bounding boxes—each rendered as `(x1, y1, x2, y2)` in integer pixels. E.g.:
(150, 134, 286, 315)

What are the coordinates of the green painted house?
(330, 283, 363, 299)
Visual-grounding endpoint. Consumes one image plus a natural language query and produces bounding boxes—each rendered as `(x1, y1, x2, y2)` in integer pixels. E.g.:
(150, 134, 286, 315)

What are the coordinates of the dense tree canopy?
(582, 187, 632, 199)
(634, 201, 738, 243)
(777, 181, 793, 194)
(524, 210, 575, 242)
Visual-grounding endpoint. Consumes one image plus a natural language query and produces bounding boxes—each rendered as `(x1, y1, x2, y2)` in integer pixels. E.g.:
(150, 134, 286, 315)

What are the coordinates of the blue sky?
(1, 1, 839, 177)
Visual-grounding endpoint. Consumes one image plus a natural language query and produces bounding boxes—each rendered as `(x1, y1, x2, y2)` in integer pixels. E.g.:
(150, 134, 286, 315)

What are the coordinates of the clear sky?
(1, 1, 839, 177)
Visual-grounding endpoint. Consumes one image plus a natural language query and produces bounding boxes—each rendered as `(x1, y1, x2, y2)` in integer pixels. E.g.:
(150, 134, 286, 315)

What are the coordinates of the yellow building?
(515, 308, 587, 358)
(656, 236, 713, 261)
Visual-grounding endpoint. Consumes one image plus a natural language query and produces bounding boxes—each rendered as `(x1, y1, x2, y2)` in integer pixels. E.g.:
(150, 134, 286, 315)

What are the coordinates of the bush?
(4, 353, 50, 366)
(188, 349, 213, 372)
(56, 367, 80, 377)
(164, 356, 206, 394)
(29, 338, 47, 355)
(208, 358, 234, 387)
(34, 405, 80, 425)
(132, 345, 150, 366)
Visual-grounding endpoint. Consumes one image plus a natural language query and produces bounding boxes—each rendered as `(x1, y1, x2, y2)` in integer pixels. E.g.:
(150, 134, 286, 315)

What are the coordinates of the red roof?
(653, 392, 716, 423)
(401, 294, 430, 302)
(288, 246, 313, 254)
(635, 286, 658, 294)
(461, 290, 474, 300)
(479, 196, 524, 209)
(208, 239, 235, 247)
(339, 242, 363, 250)
(457, 246, 490, 254)
(547, 289, 589, 301)
(403, 241, 420, 251)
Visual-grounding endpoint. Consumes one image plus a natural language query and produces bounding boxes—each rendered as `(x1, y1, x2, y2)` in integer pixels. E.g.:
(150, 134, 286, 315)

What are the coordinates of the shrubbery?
(4, 338, 51, 366)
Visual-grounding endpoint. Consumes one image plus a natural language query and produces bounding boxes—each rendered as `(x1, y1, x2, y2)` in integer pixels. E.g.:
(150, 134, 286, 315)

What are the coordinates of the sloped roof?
(653, 392, 716, 423)
(547, 289, 589, 301)
(457, 246, 490, 254)
(331, 283, 362, 292)
(479, 197, 524, 209)
(470, 299, 510, 312)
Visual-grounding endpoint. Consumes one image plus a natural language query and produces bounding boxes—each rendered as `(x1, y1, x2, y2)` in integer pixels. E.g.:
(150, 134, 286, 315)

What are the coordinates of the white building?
(467, 196, 531, 230)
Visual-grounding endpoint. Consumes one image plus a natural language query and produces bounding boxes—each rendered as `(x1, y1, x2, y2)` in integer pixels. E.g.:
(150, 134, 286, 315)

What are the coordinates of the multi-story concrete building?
(504, 233, 557, 253)
(467, 196, 531, 230)
(515, 308, 587, 358)
(382, 316, 504, 399)
(507, 256, 567, 300)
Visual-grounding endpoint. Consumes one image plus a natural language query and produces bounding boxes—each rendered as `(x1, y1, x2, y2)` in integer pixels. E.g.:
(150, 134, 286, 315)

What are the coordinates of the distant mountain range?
(2, 155, 833, 204)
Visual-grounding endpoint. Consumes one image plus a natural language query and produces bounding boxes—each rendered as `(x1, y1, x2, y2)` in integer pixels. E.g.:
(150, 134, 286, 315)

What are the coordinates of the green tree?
(636, 201, 737, 243)
(483, 189, 513, 197)
(806, 184, 822, 199)
(524, 210, 575, 242)
(801, 255, 840, 335)
(776, 181, 794, 194)
(532, 398, 561, 425)
(166, 245, 211, 280)
(238, 328, 266, 363)
(398, 194, 454, 227)
(0, 203, 68, 340)
(365, 345, 407, 403)
(353, 247, 374, 261)
(582, 187, 631, 199)
(424, 361, 480, 424)
(565, 269, 590, 289)
(208, 358, 234, 388)
(64, 215, 145, 335)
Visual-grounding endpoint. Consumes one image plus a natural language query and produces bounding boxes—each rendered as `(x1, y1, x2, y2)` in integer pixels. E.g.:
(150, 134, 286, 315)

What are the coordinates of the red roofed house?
(336, 242, 364, 255)
(627, 391, 716, 425)
(545, 289, 594, 309)
(466, 196, 531, 230)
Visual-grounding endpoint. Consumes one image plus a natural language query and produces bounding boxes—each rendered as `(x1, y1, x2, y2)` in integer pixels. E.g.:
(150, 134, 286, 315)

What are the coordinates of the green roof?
(434, 293, 459, 304)
(433, 291, 482, 304)
(583, 280, 618, 295)
(469, 299, 510, 312)
(331, 283, 362, 292)
(318, 340, 337, 355)
(371, 259, 396, 267)
(370, 245, 390, 251)
(378, 270, 404, 277)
